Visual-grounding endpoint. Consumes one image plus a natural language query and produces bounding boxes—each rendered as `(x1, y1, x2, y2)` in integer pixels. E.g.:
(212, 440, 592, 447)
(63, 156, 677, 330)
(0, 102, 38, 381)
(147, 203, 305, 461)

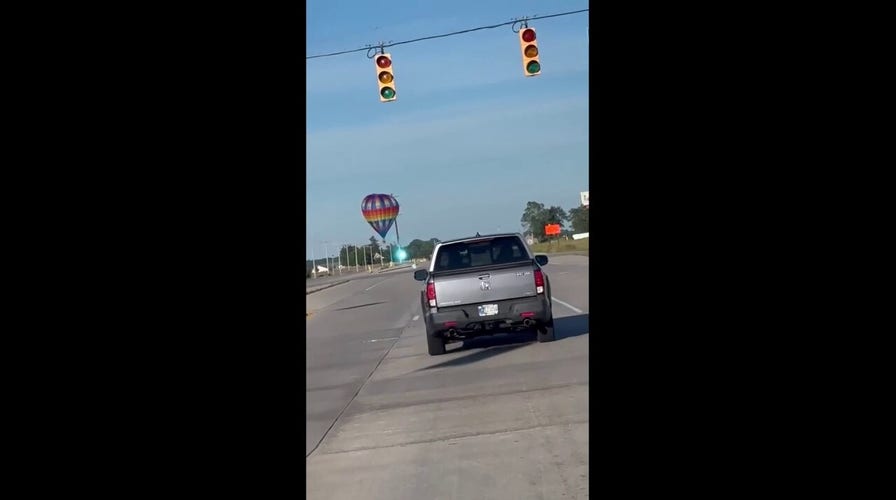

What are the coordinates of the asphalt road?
(305, 255, 589, 499)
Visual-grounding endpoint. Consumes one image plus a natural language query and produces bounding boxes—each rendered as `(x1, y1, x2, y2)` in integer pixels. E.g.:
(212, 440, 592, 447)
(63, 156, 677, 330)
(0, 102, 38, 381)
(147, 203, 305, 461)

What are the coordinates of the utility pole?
(322, 241, 331, 276)
(310, 242, 316, 279)
(354, 245, 359, 272)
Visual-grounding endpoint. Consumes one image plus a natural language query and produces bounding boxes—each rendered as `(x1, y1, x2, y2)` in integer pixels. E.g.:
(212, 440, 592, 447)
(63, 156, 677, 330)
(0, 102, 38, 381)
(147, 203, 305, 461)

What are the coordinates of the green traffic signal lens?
(526, 61, 541, 74)
(381, 87, 395, 99)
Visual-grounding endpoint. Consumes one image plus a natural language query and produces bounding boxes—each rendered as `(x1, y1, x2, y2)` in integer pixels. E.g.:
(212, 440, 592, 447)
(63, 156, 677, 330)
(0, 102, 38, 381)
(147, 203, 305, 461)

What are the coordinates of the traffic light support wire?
(307, 8, 588, 60)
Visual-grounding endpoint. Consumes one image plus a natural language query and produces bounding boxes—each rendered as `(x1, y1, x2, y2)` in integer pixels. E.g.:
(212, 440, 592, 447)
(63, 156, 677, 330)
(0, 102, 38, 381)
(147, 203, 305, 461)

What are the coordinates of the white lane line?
(412, 315, 420, 321)
(365, 280, 386, 291)
(366, 337, 400, 343)
(552, 297, 584, 314)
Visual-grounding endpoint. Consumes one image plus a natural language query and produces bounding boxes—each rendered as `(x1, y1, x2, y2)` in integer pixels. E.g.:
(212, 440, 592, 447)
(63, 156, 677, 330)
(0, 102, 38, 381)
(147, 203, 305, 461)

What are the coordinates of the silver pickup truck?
(413, 233, 554, 355)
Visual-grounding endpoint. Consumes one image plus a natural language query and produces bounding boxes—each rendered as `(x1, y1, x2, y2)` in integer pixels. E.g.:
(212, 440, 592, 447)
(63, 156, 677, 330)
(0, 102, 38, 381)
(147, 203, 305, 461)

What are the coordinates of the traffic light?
(375, 53, 397, 102)
(518, 27, 541, 77)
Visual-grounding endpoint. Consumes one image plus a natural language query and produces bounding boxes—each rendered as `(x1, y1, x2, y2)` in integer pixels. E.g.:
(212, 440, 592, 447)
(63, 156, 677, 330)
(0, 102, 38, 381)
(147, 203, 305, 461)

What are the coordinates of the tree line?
(305, 199, 588, 277)
(305, 236, 441, 277)
(520, 200, 589, 242)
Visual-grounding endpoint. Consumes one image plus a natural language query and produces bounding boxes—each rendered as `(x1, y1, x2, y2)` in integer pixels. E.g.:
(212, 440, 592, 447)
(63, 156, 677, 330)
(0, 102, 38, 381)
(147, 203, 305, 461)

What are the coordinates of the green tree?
(568, 205, 589, 233)
(391, 238, 440, 260)
(420, 238, 436, 259)
(361, 235, 379, 266)
(405, 239, 425, 259)
(521, 201, 569, 241)
(544, 206, 569, 227)
(520, 201, 546, 240)
(339, 244, 366, 267)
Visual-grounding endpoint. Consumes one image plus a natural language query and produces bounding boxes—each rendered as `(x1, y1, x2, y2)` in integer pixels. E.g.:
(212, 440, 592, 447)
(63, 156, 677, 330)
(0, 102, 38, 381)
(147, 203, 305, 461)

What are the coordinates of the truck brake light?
(426, 281, 437, 307)
(533, 269, 544, 294)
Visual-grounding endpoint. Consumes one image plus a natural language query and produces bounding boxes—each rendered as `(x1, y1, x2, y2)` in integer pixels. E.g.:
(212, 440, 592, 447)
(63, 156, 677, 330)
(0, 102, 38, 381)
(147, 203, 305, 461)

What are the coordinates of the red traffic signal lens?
(378, 71, 393, 84)
(526, 61, 541, 74)
(524, 45, 538, 58)
(521, 29, 536, 42)
(376, 56, 392, 68)
(380, 87, 395, 99)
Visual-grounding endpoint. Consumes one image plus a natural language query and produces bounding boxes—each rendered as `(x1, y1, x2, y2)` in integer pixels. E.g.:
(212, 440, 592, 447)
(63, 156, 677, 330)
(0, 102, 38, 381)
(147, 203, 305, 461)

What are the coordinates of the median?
(306, 280, 350, 295)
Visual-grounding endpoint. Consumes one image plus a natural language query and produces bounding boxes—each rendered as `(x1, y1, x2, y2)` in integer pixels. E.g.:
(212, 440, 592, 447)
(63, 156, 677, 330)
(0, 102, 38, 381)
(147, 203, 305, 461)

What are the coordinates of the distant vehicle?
(413, 233, 554, 355)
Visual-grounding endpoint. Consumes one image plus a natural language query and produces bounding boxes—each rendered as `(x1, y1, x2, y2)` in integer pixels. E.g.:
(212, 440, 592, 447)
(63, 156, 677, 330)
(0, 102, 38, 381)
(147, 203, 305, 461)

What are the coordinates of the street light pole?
(354, 245, 359, 272)
(310, 241, 316, 279)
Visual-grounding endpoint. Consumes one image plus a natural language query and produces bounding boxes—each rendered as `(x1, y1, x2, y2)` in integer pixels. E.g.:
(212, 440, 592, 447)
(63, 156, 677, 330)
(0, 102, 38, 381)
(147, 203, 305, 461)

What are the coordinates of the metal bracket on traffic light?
(511, 15, 536, 33)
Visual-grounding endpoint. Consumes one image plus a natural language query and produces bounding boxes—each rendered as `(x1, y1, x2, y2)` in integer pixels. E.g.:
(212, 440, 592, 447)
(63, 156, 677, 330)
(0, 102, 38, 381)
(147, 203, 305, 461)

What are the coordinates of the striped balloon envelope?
(361, 193, 399, 239)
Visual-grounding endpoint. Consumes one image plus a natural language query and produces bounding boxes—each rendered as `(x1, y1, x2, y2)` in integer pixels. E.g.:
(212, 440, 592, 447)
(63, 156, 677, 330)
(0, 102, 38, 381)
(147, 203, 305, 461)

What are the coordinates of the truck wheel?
(427, 331, 446, 355)
(537, 318, 555, 343)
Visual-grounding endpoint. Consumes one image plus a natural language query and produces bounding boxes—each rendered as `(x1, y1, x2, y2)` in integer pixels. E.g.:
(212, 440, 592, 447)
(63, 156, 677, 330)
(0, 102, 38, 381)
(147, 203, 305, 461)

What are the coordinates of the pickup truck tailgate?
(434, 264, 537, 307)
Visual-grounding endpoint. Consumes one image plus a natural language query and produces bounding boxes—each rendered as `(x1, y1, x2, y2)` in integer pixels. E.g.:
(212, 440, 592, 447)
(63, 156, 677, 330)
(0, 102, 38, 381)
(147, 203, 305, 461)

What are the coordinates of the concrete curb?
(306, 280, 350, 295)
(541, 251, 589, 257)
(377, 265, 414, 273)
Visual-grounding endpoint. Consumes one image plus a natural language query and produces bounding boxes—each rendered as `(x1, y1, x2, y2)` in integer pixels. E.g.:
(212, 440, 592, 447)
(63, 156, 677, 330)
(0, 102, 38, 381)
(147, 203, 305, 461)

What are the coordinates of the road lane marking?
(307, 330, 403, 458)
(365, 280, 386, 291)
(366, 337, 400, 343)
(412, 315, 419, 321)
(552, 297, 584, 314)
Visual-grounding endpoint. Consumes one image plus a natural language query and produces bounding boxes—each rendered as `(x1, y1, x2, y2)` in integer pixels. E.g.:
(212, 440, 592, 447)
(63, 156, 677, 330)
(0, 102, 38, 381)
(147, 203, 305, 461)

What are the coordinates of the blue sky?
(306, 0, 589, 259)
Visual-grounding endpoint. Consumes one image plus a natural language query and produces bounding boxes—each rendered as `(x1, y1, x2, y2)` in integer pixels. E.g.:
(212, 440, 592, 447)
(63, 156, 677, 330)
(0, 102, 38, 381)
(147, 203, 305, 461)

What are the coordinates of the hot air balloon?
(361, 193, 400, 240)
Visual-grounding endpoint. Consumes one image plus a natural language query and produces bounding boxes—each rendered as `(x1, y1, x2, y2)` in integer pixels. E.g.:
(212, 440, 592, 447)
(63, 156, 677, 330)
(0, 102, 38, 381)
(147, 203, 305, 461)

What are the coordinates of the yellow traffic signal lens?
(378, 71, 393, 84)
(376, 56, 392, 68)
(381, 87, 395, 99)
(524, 45, 538, 58)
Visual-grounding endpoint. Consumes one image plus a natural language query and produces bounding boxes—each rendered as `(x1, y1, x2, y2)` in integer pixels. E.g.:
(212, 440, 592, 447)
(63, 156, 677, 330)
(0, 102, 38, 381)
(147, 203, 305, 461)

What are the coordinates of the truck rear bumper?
(425, 296, 551, 338)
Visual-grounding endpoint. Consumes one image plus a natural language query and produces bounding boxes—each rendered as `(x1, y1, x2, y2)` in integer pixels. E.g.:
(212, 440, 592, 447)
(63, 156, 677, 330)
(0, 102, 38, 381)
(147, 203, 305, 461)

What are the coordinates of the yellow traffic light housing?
(375, 53, 397, 102)
(518, 28, 541, 77)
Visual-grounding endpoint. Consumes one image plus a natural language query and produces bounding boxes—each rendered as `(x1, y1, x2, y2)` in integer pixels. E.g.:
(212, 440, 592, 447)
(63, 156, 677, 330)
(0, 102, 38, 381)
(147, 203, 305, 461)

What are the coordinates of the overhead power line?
(306, 8, 589, 60)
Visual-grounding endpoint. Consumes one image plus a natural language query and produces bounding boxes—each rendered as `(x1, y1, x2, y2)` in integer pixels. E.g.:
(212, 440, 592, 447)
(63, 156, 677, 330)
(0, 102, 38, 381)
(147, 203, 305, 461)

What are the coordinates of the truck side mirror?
(413, 269, 429, 281)
(535, 255, 549, 266)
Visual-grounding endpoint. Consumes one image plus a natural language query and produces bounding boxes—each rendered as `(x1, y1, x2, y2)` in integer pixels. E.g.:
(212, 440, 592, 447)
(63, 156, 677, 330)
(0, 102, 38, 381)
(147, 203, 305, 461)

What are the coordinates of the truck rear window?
(434, 236, 530, 271)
